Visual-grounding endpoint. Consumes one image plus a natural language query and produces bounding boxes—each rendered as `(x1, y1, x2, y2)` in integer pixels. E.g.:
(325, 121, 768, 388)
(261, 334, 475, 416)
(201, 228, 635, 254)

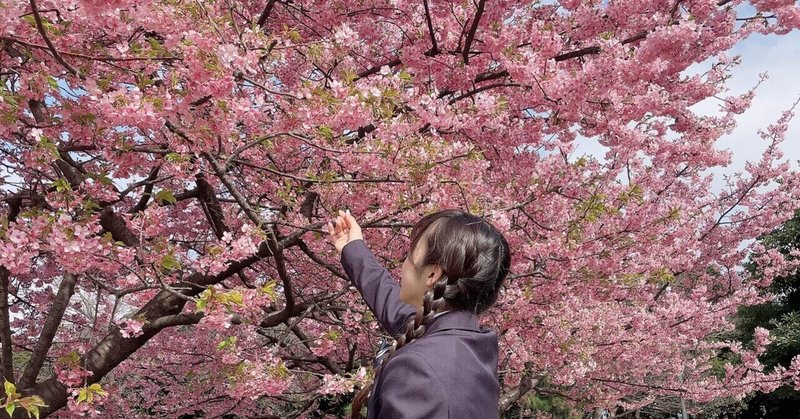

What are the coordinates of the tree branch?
(499, 363, 537, 414)
(423, 0, 438, 55)
(553, 30, 648, 62)
(286, 322, 343, 375)
(354, 58, 402, 81)
(273, 249, 295, 311)
(298, 191, 318, 223)
(18, 273, 77, 390)
(297, 240, 346, 280)
(195, 172, 230, 240)
(28, 0, 80, 78)
(100, 207, 141, 247)
(232, 158, 406, 184)
(257, 0, 278, 28)
(0, 267, 15, 383)
(127, 165, 162, 213)
(148, 312, 204, 329)
(204, 153, 265, 228)
(461, 0, 486, 64)
(699, 175, 761, 242)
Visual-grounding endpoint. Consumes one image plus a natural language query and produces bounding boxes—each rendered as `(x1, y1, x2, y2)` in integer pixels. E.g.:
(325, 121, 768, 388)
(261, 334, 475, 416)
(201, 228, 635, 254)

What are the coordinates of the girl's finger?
(336, 217, 344, 231)
(342, 212, 357, 229)
(327, 221, 336, 236)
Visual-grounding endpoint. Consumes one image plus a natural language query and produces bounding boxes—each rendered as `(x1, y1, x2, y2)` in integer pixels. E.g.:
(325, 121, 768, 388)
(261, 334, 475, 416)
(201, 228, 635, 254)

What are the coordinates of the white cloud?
(570, 29, 800, 193)
(690, 30, 800, 192)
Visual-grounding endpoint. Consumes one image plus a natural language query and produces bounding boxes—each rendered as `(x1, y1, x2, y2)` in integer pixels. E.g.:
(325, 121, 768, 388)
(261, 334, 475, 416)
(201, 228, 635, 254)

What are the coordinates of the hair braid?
(395, 274, 449, 349)
(350, 275, 450, 418)
(350, 209, 511, 418)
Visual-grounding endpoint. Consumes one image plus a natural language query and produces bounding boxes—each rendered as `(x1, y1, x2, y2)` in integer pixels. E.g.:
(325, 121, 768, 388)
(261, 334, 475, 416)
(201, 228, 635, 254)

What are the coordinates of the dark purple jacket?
(341, 239, 500, 419)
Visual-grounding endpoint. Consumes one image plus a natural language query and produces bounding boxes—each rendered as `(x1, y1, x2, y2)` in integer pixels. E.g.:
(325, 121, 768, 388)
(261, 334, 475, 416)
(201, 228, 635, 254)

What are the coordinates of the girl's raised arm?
(327, 211, 417, 336)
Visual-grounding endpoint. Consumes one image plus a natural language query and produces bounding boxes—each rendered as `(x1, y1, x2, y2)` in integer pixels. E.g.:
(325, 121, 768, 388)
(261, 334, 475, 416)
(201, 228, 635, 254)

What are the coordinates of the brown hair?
(351, 209, 511, 418)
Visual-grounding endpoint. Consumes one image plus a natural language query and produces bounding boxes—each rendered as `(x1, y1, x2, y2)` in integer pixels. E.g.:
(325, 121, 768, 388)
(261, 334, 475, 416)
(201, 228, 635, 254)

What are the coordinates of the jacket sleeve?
(377, 351, 448, 418)
(340, 239, 417, 336)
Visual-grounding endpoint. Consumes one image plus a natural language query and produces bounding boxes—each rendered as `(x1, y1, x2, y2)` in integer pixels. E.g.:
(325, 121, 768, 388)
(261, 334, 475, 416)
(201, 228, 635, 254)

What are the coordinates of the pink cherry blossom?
(1, 0, 800, 417)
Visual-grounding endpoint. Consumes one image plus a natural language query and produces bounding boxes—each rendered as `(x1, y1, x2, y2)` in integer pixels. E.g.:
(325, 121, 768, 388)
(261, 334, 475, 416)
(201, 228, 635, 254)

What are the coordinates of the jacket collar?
(425, 310, 480, 334)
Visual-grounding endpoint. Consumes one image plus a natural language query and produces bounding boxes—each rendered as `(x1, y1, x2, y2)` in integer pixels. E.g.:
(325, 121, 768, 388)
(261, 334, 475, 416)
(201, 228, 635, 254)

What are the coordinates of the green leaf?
(53, 178, 72, 193)
(269, 361, 289, 379)
(22, 15, 36, 27)
(160, 253, 181, 271)
(17, 395, 47, 419)
(155, 189, 177, 205)
(72, 383, 107, 405)
(76, 387, 88, 404)
(73, 112, 96, 126)
(340, 69, 358, 84)
(217, 336, 238, 350)
(87, 383, 107, 396)
(220, 290, 243, 307)
(227, 291, 243, 306)
(6, 403, 15, 417)
(3, 94, 18, 108)
(196, 288, 214, 312)
(46, 76, 59, 90)
(260, 280, 277, 300)
(207, 245, 224, 256)
(94, 173, 113, 185)
(82, 198, 101, 213)
(398, 70, 412, 82)
(5, 380, 16, 397)
(57, 351, 81, 368)
(147, 37, 163, 53)
(317, 125, 334, 140)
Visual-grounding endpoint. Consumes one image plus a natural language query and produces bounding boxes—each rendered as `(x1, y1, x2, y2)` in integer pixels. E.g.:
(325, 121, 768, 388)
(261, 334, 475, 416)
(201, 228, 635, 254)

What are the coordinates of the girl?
(327, 209, 511, 418)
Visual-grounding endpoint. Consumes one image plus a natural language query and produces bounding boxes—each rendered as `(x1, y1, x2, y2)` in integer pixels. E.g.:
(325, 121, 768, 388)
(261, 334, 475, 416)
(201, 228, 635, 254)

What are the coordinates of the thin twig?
(28, 0, 80, 77)
(423, 0, 438, 55)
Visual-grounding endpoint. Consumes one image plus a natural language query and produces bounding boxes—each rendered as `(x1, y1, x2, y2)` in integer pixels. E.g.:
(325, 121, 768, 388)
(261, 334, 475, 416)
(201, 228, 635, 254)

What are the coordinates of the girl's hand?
(327, 210, 363, 254)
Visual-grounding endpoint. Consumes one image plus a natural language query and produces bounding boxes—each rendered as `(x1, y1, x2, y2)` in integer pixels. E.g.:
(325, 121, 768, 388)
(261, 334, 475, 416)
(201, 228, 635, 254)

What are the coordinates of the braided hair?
(351, 210, 511, 418)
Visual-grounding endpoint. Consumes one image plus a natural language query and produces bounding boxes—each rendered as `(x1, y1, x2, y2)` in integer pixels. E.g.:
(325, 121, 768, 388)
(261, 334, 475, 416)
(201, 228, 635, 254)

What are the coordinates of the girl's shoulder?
(389, 328, 498, 367)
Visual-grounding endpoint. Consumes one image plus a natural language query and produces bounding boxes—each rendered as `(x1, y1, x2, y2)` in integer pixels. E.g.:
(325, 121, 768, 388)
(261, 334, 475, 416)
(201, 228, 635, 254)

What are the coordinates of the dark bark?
(0, 267, 15, 383)
(461, 0, 486, 64)
(196, 173, 230, 239)
(257, 0, 277, 28)
(18, 273, 78, 390)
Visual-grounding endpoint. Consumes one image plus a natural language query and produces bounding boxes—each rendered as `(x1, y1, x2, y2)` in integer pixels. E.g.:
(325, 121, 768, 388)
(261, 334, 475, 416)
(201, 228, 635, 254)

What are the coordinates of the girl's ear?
(425, 265, 443, 288)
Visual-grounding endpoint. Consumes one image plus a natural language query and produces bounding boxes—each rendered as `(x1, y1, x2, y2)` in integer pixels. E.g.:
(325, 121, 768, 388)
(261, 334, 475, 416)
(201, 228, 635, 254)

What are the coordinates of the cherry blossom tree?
(1, 0, 800, 417)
